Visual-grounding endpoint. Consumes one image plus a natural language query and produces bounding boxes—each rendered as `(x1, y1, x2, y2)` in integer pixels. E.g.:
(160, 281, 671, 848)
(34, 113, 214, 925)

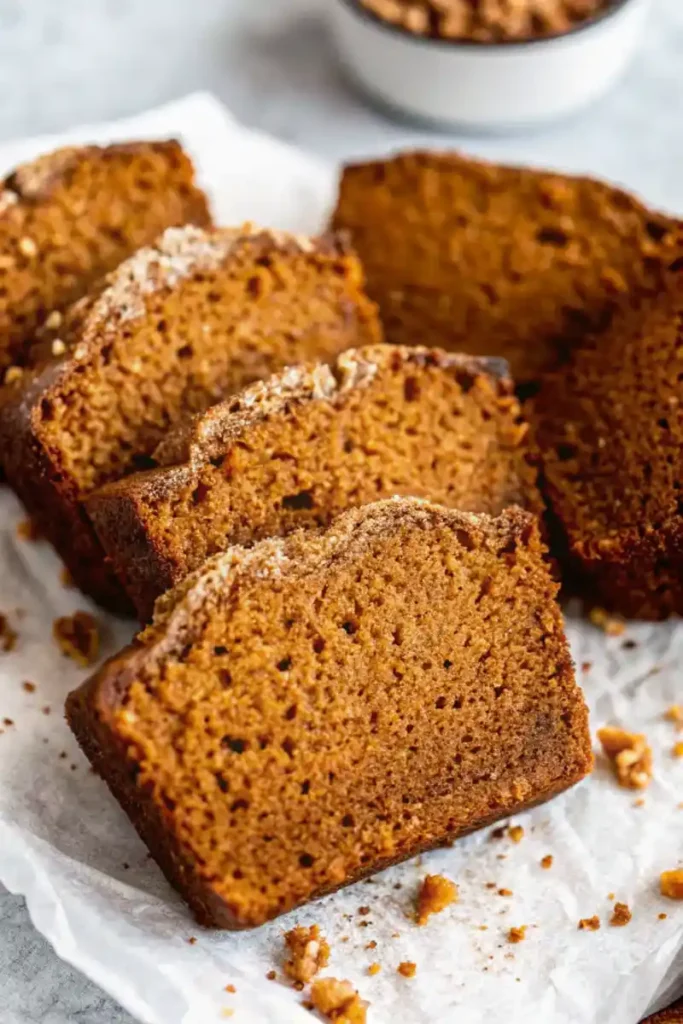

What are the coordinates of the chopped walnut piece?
(283, 924, 330, 984)
(508, 926, 527, 943)
(53, 611, 100, 667)
(508, 825, 524, 843)
(416, 873, 458, 925)
(578, 916, 601, 931)
(16, 518, 42, 541)
(0, 614, 17, 652)
(660, 870, 683, 900)
(598, 726, 653, 789)
(610, 902, 632, 926)
(310, 978, 368, 1024)
(397, 961, 416, 978)
(589, 607, 625, 636)
(540, 855, 553, 870)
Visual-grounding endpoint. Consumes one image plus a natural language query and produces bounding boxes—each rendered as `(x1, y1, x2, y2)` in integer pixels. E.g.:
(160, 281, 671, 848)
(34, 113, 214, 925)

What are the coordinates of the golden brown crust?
(1, 225, 381, 610)
(67, 498, 592, 928)
(86, 344, 539, 620)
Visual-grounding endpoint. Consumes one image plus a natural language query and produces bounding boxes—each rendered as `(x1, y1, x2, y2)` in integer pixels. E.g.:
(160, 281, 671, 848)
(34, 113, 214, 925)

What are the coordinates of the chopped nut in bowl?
(330, 0, 652, 130)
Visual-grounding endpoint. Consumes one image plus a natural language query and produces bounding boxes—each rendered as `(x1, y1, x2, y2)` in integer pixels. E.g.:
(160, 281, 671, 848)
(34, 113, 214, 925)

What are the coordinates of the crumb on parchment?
(310, 978, 368, 1023)
(0, 613, 17, 652)
(397, 962, 416, 978)
(660, 870, 683, 900)
(508, 926, 527, 943)
(598, 726, 652, 790)
(589, 607, 625, 636)
(507, 825, 524, 843)
(541, 855, 553, 870)
(578, 916, 601, 931)
(416, 873, 458, 925)
(610, 902, 632, 926)
(283, 924, 330, 984)
(53, 611, 99, 667)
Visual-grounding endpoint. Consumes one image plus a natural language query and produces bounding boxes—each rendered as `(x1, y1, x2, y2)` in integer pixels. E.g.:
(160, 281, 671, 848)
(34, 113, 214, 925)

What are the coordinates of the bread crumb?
(508, 926, 526, 943)
(581, 661, 592, 672)
(540, 855, 553, 870)
(367, 963, 381, 976)
(498, 888, 513, 897)
(42, 705, 51, 715)
(3, 717, 14, 727)
(610, 902, 632, 927)
(283, 924, 330, 984)
(598, 726, 652, 789)
(660, 870, 683, 900)
(633, 798, 646, 808)
(16, 519, 41, 541)
(397, 962, 416, 978)
(416, 873, 458, 925)
(508, 825, 524, 843)
(0, 614, 17, 652)
(22, 681, 36, 693)
(358, 905, 371, 916)
(659, 913, 668, 920)
(490, 826, 507, 840)
(310, 977, 367, 1023)
(60, 567, 75, 589)
(225, 984, 236, 993)
(187, 937, 197, 945)
(607, 892, 615, 901)
(266, 970, 276, 981)
(589, 607, 625, 636)
(665, 705, 683, 726)
(673, 742, 683, 758)
(365, 940, 377, 950)
(53, 612, 99, 667)
(578, 916, 601, 931)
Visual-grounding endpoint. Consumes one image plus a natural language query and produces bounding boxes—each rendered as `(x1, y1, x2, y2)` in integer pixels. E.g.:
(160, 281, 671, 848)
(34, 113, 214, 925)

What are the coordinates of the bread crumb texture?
(333, 151, 681, 383)
(86, 343, 539, 621)
(598, 726, 653, 790)
(397, 961, 417, 978)
(0, 140, 209, 373)
(1, 225, 380, 612)
(310, 978, 368, 1024)
(283, 924, 330, 984)
(578, 916, 601, 931)
(417, 874, 459, 925)
(65, 499, 592, 928)
(508, 926, 527, 943)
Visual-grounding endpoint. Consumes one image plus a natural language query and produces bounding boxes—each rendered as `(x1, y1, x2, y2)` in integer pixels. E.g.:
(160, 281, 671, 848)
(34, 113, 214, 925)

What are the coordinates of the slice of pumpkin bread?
(87, 344, 540, 621)
(0, 225, 381, 611)
(332, 151, 682, 383)
(0, 140, 210, 373)
(531, 272, 683, 620)
(66, 498, 593, 929)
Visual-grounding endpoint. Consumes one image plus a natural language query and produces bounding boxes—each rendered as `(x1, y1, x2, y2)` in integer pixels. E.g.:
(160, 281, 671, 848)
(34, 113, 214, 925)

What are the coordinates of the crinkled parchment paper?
(0, 92, 681, 1024)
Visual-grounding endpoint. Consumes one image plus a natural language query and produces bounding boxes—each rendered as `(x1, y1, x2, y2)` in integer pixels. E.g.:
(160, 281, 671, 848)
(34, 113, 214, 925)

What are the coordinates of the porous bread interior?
(332, 151, 682, 382)
(0, 141, 208, 369)
(531, 273, 683, 618)
(32, 228, 379, 496)
(105, 499, 591, 927)
(88, 345, 538, 617)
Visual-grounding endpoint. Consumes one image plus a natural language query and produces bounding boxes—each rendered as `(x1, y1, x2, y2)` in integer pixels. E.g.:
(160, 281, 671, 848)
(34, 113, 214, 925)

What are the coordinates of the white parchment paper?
(0, 92, 681, 1024)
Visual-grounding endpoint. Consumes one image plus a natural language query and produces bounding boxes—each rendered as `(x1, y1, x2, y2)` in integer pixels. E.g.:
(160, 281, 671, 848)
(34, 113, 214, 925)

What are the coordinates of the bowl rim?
(335, 0, 639, 51)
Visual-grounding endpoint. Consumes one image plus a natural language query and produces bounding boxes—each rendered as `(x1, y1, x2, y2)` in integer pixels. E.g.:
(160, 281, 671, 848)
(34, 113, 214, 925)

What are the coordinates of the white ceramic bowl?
(330, 0, 652, 131)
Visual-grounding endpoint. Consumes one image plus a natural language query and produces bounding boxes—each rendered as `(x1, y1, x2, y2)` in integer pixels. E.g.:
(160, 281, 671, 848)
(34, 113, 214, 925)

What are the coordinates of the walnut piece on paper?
(598, 726, 653, 790)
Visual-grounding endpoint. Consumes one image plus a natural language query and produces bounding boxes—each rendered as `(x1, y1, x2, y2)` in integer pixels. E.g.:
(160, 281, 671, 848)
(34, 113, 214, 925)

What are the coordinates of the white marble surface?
(0, 0, 682, 1020)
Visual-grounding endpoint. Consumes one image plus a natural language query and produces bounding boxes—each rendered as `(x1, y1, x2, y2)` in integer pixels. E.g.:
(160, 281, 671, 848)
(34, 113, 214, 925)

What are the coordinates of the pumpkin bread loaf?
(532, 272, 683, 620)
(0, 140, 209, 374)
(332, 151, 682, 382)
(87, 344, 540, 621)
(66, 498, 593, 929)
(0, 225, 381, 611)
